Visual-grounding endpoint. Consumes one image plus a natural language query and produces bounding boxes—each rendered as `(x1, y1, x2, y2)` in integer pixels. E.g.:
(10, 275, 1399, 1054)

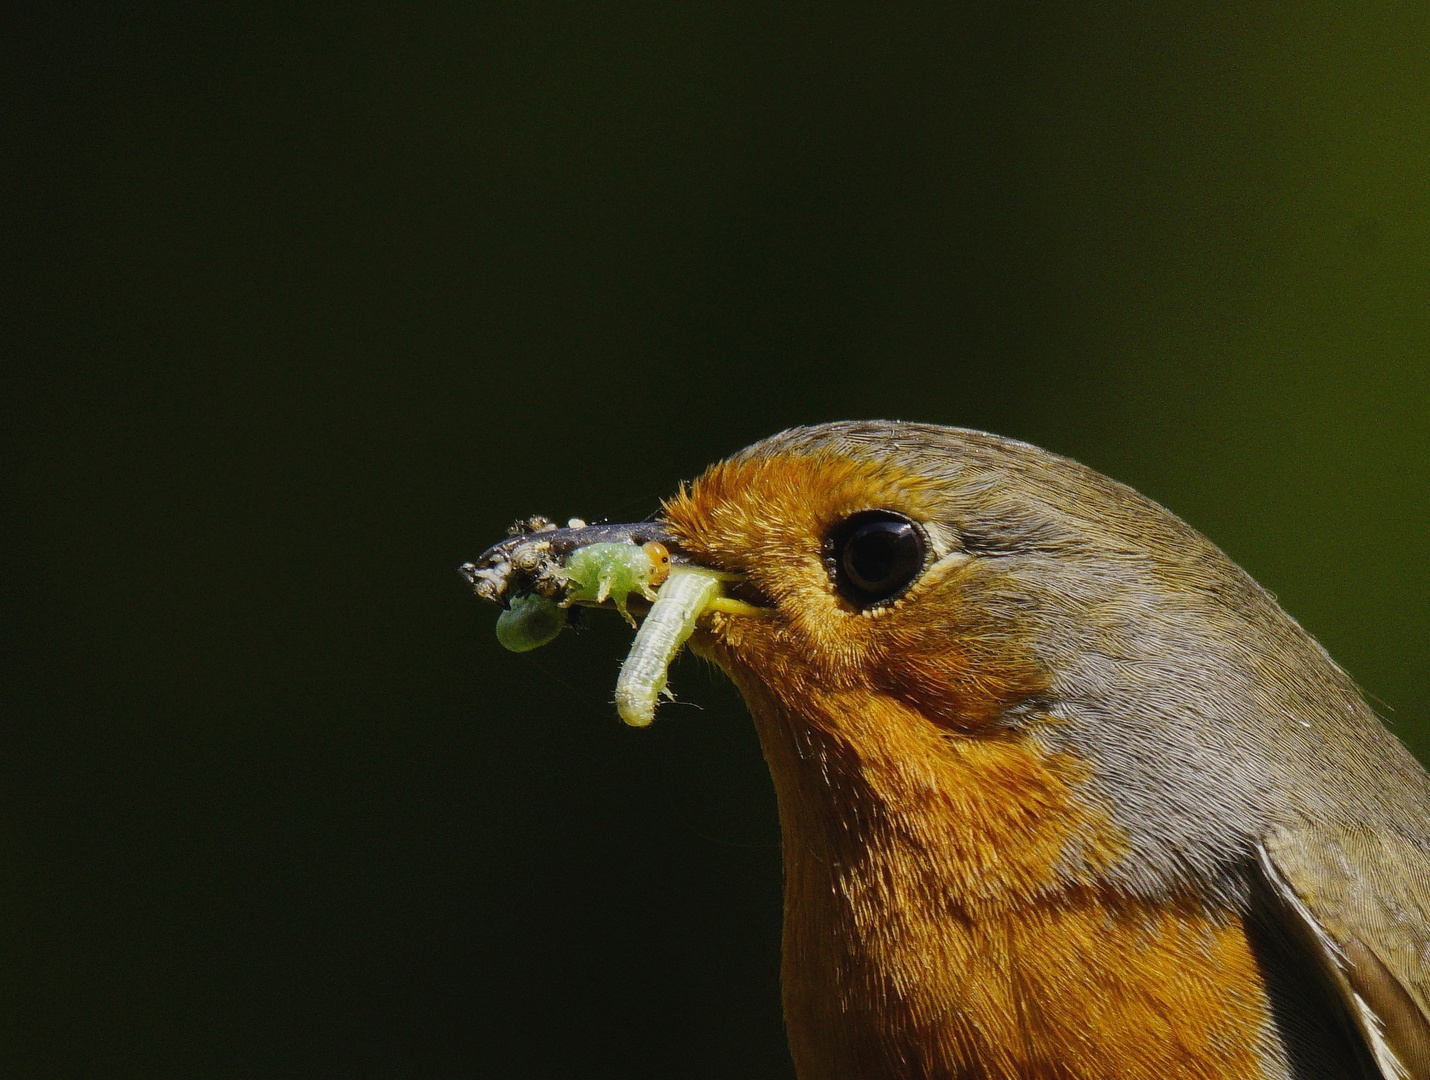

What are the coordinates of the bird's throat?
(707, 650, 1274, 1080)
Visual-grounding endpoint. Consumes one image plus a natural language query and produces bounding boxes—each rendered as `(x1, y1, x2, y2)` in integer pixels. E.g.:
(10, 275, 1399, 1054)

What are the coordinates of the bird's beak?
(460, 518, 771, 618)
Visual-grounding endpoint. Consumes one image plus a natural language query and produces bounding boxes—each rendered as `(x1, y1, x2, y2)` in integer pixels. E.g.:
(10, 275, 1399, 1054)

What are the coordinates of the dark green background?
(10, 4, 1429, 1077)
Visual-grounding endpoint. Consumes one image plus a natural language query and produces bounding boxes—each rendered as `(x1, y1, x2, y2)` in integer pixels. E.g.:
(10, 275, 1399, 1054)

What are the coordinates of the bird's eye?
(825, 511, 927, 608)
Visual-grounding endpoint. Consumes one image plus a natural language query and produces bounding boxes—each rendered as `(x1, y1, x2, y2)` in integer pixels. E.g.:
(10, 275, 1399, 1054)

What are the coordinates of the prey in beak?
(460, 516, 770, 727)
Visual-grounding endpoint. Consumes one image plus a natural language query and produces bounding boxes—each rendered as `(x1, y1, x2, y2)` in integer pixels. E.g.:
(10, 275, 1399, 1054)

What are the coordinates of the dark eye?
(825, 511, 927, 608)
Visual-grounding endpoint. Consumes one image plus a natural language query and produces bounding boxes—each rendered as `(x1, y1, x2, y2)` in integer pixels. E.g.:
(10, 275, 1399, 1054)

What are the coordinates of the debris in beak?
(461, 519, 745, 726)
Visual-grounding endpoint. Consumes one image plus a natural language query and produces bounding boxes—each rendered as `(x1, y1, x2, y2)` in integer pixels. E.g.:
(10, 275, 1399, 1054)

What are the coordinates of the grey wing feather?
(1258, 830, 1430, 1080)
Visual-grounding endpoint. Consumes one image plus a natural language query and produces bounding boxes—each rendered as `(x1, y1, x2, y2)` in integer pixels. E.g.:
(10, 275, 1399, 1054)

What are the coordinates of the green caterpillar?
(493, 540, 672, 652)
(613, 567, 723, 727)
(564, 541, 670, 625)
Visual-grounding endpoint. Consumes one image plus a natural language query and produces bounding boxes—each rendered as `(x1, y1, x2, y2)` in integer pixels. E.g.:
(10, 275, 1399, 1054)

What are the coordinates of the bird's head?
(468, 420, 1370, 906)
(667, 421, 1232, 733)
(657, 421, 1356, 906)
(665, 421, 1081, 736)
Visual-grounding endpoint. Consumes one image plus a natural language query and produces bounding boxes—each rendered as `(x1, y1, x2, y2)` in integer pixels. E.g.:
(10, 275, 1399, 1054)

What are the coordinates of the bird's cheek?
(868, 608, 1051, 732)
(689, 594, 864, 701)
(687, 618, 820, 722)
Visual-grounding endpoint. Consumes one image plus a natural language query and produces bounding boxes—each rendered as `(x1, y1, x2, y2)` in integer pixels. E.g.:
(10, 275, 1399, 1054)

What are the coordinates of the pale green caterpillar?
(614, 567, 724, 727)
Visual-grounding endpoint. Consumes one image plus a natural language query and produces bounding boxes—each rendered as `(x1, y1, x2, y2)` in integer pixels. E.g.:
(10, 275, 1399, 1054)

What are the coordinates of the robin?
(466, 421, 1430, 1080)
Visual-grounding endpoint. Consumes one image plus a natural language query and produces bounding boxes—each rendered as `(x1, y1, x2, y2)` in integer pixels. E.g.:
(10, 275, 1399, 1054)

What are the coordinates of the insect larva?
(494, 592, 567, 653)
(565, 541, 667, 626)
(614, 567, 724, 727)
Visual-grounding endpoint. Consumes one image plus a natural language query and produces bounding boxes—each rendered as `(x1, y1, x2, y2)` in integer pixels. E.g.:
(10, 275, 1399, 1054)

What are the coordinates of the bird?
(470, 420, 1430, 1080)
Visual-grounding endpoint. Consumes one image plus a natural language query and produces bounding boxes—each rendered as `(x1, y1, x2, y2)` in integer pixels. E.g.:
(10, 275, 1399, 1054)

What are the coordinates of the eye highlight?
(825, 511, 927, 609)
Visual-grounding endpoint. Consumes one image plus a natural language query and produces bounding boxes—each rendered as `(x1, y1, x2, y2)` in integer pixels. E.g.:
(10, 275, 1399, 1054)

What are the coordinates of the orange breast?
(710, 667, 1274, 1080)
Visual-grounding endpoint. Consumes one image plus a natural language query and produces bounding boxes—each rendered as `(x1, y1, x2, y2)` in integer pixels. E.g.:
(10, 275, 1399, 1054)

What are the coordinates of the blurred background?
(8, 4, 1429, 1077)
